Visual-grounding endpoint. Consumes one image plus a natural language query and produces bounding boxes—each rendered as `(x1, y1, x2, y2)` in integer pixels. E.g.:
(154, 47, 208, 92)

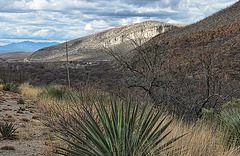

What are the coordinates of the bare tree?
(104, 35, 240, 120)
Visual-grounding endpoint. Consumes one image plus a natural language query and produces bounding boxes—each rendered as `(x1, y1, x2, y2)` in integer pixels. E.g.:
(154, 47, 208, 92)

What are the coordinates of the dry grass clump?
(38, 85, 111, 133)
(0, 84, 3, 90)
(166, 120, 240, 156)
(19, 83, 41, 98)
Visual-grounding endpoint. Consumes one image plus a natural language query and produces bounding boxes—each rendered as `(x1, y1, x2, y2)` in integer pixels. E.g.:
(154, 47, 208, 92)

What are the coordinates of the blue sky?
(0, 0, 238, 46)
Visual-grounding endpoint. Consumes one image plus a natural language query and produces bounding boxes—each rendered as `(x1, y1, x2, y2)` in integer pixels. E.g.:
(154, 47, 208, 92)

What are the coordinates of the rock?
(2, 117, 16, 122)
(0, 145, 15, 150)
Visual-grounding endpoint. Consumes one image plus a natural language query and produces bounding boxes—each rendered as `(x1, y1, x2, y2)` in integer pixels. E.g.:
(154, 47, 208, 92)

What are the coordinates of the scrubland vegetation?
(2, 83, 233, 155)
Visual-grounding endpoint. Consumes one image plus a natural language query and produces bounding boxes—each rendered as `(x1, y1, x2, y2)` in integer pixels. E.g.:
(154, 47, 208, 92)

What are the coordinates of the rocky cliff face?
(28, 21, 186, 62)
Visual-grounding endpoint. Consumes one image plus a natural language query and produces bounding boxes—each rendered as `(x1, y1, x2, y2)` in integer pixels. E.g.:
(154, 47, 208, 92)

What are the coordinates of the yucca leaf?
(57, 100, 184, 156)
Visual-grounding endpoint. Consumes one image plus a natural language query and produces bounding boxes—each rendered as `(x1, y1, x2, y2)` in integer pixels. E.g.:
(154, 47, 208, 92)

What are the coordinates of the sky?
(0, 0, 238, 46)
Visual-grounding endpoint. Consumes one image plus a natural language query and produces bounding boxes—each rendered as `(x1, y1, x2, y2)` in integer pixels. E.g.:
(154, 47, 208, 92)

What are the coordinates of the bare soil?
(0, 90, 53, 156)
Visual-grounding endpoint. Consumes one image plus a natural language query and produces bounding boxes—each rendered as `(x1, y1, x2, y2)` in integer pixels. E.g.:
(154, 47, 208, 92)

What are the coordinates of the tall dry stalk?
(65, 41, 71, 88)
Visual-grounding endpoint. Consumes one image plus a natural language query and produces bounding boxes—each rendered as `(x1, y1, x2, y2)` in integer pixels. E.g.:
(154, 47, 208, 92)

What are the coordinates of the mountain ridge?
(27, 21, 186, 62)
(0, 41, 60, 54)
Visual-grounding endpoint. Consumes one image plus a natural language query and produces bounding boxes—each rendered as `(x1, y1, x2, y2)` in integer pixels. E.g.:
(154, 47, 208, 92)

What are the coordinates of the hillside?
(27, 21, 186, 62)
(159, 1, 240, 38)
(0, 52, 33, 62)
(117, 1, 240, 118)
(142, 1, 240, 78)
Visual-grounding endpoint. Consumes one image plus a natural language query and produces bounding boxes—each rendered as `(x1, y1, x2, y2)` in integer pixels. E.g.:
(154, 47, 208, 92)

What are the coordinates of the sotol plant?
(57, 101, 185, 156)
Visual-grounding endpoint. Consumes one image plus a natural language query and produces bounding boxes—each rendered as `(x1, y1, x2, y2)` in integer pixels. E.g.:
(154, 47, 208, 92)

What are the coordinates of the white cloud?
(0, 0, 238, 46)
(84, 24, 93, 30)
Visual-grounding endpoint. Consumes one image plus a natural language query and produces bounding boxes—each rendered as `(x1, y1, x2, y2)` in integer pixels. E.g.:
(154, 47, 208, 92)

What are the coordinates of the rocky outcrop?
(28, 21, 186, 62)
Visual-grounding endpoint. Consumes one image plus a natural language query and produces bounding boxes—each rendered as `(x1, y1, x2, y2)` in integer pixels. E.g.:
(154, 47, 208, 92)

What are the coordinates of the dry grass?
(37, 86, 110, 133)
(0, 84, 3, 90)
(19, 83, 41, 98)
(36, 85, 240, 156)
(165, 120, 240, 156)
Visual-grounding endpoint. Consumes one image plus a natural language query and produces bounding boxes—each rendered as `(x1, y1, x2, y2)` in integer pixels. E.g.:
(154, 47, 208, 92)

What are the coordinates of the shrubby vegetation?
(0, 79, 4, 84)
(35, 85, 240, 155)
(202, 98, 240, 146)
(40, 85, 70, 100)
(2, 83, 19, 92)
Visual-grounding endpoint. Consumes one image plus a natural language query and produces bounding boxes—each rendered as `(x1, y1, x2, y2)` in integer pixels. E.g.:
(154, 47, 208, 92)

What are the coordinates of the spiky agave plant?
(57, 101, 185, 156)
(0, 122, 17, 139)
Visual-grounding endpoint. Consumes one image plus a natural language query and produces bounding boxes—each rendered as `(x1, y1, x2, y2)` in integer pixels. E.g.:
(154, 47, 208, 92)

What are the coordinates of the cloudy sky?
(0, 0, 238, 46)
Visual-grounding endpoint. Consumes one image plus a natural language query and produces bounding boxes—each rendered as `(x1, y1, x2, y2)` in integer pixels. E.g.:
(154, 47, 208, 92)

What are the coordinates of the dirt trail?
(0, 90, 53, 156)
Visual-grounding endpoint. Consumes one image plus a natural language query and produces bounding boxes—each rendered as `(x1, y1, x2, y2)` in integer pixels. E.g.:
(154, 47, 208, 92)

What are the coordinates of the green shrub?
(56, 101, 185, 156)
(202, 108, 216, 122)
(17, 96, 24, 104)
(0, 122, 17, 139)
(223, 98, 240, 110)
(40, 85, 68, 100)
(0, 79, 4, 84)
(2, 83, 19, 92)
(2, 83, 11, 91)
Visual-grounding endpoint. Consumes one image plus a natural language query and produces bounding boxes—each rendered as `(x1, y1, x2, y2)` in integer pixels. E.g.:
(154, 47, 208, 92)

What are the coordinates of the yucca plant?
(219, 107, 240, 146)
(0, 122, 17, 139)
(56, 101, 185, 156)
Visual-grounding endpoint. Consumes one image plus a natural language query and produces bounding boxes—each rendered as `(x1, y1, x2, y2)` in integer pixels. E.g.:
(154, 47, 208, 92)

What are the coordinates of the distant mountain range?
(0, 41, 60, 54)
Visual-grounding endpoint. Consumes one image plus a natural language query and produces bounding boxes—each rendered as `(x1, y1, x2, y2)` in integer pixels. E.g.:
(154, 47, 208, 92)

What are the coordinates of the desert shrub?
(56, 101, 185, 156)
(201, 108, 216, 122)
(223, 98, 240, 109)
(0, 79, 4, 84)
(2, 83, 19, 92)
(0, 122, 17, 139)
(40, 85, 69, 100)
(17, 96, 24, 104)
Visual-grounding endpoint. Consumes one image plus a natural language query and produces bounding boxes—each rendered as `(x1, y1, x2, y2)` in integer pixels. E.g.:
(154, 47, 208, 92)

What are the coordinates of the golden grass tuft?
(0, 84, 3, 90)
(19, 83, 41, 98)
(166, 120, 240, 156)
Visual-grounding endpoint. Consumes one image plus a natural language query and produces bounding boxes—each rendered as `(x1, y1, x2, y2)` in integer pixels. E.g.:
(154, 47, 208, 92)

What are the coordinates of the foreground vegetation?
(32, 85, 240, 155)
(0, 82, 239, 155)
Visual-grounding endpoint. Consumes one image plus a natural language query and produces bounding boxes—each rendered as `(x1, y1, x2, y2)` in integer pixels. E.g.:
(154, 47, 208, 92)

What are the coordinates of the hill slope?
(27, 21, 186, 62)
(144, 1, 240, 78)
(0, 52, 33, 62)
(160, 1, 240, 38)
(120, 1, 240, 118)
